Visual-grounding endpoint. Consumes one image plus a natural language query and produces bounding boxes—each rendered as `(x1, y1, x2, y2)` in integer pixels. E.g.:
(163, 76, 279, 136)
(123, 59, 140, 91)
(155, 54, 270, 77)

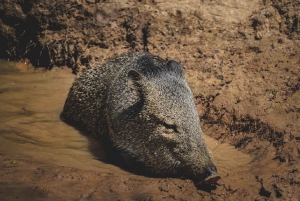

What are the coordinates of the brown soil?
(0, 0, 300, 200)
(0, 62, 275, 200)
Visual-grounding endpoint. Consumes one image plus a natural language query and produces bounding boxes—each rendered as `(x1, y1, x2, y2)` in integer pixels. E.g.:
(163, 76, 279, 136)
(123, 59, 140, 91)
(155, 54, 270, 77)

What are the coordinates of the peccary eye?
(163, 122, 178, 133)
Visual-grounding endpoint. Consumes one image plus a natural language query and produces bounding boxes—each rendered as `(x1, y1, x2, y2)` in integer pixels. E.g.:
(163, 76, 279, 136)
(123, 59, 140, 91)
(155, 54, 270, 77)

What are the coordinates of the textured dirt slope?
(0, 0, 300, 200)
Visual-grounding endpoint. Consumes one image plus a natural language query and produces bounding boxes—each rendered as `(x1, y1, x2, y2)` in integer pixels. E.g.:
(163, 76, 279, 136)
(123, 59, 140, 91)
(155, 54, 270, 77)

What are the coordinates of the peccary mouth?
(202, 173, 221, 185)
(199, 166, 221, 185)
(201, 166, 221, 184)
(184, 165, 220, 185)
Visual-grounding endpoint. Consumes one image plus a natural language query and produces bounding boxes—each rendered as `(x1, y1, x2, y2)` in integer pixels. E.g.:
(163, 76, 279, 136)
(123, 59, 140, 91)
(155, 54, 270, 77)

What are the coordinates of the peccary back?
(62, 52, 219, 183)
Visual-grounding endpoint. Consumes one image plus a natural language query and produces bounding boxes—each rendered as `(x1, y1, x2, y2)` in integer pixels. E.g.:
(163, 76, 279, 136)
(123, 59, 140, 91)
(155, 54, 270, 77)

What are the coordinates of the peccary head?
(108, 55, 219, 183)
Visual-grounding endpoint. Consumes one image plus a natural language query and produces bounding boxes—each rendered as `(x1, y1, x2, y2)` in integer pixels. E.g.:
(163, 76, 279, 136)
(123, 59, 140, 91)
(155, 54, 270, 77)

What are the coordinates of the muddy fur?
(61, 52, 218, 182)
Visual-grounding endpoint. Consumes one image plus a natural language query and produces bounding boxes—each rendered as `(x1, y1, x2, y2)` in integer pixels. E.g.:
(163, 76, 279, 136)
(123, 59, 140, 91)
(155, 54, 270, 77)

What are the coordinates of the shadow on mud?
(196, 183, 217, 192)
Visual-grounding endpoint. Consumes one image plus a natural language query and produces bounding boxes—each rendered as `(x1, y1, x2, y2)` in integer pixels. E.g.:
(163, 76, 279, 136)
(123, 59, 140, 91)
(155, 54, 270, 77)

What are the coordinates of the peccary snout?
(179, 139, 219, 183)
(191, 166, 220, 184)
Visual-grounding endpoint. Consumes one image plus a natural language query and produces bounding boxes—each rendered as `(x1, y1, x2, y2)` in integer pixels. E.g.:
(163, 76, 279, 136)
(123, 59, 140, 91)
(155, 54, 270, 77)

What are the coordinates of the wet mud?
(1, 61, 298, 201)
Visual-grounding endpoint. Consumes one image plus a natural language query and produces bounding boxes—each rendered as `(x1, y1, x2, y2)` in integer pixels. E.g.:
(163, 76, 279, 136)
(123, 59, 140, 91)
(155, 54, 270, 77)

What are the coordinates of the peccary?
(61, 52, 219, 183)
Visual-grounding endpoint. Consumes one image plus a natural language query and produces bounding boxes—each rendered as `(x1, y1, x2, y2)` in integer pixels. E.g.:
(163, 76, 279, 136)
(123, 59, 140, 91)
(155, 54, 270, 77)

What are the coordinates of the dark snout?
(202, 166, 221, 185)
(184, 165, 220, 185)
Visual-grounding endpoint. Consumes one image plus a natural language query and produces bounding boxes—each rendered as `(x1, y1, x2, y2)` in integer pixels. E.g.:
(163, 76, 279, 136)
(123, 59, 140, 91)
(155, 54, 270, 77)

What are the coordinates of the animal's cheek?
(172, 145, 187, 159)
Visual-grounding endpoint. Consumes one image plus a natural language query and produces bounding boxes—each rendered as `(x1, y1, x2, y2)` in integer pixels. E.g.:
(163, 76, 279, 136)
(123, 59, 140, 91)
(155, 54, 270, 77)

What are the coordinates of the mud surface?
(0, 62, 253, 200)
(0, 60, 298, 201)
(0, 0, 300, 200)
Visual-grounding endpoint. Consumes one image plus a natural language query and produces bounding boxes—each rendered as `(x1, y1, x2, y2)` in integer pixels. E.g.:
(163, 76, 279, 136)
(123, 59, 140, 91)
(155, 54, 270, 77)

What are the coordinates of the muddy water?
(0, 61, 257, 197)
(0, 61, 138, 178)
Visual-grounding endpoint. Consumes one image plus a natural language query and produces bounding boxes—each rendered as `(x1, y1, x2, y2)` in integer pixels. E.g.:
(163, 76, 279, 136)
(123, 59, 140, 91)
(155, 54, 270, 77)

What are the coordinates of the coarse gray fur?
(61, 52, 218, 182)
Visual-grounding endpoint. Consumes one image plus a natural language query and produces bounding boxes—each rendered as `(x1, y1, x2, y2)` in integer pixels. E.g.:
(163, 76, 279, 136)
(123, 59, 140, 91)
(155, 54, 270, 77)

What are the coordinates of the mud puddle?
(0, 61, 281, 200)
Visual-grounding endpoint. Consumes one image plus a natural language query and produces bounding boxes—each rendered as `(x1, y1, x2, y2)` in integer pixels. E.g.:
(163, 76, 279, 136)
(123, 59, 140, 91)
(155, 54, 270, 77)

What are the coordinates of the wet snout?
(183, 164, 220, 184)
(202, 167, 220, 184)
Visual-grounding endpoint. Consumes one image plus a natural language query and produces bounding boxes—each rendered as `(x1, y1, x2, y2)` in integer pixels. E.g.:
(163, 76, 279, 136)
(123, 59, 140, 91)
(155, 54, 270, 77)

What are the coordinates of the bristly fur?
(61, 52, 218, 183)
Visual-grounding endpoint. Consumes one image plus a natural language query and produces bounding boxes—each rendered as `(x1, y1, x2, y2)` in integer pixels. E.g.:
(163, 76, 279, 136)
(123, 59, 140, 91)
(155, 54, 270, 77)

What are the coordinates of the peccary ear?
(127, 69, 144, 98)
(166, 60, 185, 77)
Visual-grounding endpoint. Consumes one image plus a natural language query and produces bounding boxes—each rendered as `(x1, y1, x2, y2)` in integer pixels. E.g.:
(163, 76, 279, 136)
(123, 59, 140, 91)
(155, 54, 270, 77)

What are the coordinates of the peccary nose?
(184, 165, 220, 184)
(202, 167, 220, 185)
